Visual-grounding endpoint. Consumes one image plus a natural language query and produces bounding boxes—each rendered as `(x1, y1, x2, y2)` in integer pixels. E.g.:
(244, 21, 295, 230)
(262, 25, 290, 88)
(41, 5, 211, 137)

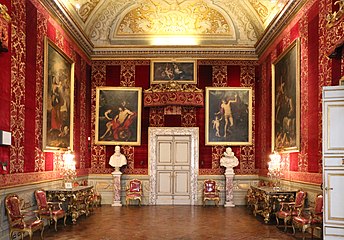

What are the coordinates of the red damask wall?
(0, 0, 91, 187)
(89, 61, 259, 175)
(1, 0, 344, 187)
(257, 0, 344, 184)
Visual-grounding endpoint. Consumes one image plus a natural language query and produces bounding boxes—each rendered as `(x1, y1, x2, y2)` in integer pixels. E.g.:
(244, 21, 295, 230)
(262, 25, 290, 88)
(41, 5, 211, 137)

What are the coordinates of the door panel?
(325, 171, 344, 224)
(157, 171, 173, 194)
(175, 141, 189, 165)
(158, 142, 172, 164)
(174, 171, 189, 195)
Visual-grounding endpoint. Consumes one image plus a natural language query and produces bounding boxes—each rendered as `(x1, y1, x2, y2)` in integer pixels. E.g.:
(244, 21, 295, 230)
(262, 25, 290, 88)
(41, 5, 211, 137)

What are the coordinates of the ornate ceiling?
(42, 0, 306, 59)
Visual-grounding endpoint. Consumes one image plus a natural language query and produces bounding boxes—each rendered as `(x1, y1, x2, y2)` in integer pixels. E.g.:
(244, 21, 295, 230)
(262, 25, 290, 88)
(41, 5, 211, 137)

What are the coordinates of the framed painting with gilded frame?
(205, 87, 252, 146)
(95, 87, 142, 146)
(43, 37, 74, 152)
(150, 59, 197, 84)
(272, 38, 300, 153)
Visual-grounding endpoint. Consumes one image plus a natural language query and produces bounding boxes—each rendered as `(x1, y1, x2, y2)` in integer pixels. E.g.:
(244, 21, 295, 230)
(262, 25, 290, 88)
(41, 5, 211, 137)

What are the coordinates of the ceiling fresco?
(43, 0, 303, 58)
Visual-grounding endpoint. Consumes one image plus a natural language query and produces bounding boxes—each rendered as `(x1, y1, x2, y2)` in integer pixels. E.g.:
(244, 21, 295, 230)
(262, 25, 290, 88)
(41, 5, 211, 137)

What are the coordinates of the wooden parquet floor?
(33, 205, 319, 240)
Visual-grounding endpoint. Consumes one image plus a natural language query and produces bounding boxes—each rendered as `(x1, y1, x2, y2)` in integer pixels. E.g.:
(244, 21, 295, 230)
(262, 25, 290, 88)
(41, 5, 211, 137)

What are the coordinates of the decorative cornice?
(255, 0, 307, 57)
(40, 0, 94, 57)
(91, 47, 258, 60)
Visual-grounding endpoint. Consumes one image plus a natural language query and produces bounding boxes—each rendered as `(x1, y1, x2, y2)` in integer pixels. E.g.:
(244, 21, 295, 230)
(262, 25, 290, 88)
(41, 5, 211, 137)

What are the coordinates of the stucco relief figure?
(220, 147, 239, 174)
(109, 146, 127, 172)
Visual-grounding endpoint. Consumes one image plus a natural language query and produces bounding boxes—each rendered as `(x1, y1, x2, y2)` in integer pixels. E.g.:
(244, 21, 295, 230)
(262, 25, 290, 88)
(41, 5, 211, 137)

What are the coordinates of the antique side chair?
(203, 179, 220, 207)
(126, 179, 143, 206)
(5, 193, 44, 240)
(276, 189, 307, 231)
(292, 193, 323, 240)
(34, 189, 66, 231)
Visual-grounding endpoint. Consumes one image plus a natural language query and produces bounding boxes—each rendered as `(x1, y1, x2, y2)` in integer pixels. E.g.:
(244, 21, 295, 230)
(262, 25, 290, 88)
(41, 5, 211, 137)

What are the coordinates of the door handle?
(324, 187, 333, 191)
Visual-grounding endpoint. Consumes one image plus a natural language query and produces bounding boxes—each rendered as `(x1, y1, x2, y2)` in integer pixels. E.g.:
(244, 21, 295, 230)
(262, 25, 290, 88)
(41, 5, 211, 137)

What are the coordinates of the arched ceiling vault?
(41, 0, 306, 59)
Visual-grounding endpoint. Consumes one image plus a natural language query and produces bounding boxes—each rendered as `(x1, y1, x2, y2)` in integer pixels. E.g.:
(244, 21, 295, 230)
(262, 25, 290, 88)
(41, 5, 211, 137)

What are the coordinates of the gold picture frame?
(272, 39, 300, 153)
(205, 87, 252, 146)
(150, 59, 197, 84)
(339, 76, 344, 86)
(95, 87, 142, 146)
(43, 37, 74, 152)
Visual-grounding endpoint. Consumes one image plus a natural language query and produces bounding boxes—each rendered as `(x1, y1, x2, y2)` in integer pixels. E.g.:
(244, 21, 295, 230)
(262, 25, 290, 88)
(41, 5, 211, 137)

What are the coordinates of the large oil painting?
(95, 87, 142, 146)
(272, 39, 300, 152)
(205, 87, 252, 146)
(150, 59, 196, 84)
(43, 37, 74, 152)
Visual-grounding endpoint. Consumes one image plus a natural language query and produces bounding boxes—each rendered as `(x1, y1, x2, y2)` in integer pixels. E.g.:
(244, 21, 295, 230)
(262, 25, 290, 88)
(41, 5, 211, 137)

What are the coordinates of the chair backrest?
(129, 179, 142, 193)
(5, 194, 23, 226)
(314, 193, 323, 214)
(35, 190, 48, 209)
(295, 190, 307, 208)
(204, 180, 217, 193)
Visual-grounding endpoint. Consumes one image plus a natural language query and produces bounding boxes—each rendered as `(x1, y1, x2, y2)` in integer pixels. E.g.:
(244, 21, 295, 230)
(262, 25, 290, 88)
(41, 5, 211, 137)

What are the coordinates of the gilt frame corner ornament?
(0, 3, 11, 52)
(95, 87, 142, 146)
(150, 59, 197, 84)
(43, 37, 75, 152)
(205, 87, 252, 146)
(272, 38, 300, 153)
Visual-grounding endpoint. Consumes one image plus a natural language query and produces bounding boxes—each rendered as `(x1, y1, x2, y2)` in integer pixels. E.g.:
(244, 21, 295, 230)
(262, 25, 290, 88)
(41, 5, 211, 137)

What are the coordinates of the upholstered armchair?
(292, 193, 323, 240)
(5, 193, 44, 240)
(276, 190, 307, 231)
(34, 189, 66, 231)
(203, 179, 220, 207)
(126, 179, 143, 206)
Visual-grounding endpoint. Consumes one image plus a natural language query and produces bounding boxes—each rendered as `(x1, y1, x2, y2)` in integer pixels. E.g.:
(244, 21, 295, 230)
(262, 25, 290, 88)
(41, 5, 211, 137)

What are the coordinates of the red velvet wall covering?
(1, 0, 344, 187)
(90, 61, 258, 175)
(257, 0, 344, 184)
(0, 0, 91, 187)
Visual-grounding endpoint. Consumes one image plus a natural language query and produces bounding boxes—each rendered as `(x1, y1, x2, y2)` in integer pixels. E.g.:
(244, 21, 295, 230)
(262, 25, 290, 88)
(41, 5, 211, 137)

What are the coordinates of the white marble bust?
(109, 146, 127, 172)
(220, 147, 239, 174)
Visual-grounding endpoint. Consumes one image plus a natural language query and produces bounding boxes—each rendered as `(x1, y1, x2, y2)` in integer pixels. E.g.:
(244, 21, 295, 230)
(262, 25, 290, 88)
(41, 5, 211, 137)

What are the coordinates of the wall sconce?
(62, 149, 76, 188)
(268, 151, 282, 190)
(0, 4, 11, 52)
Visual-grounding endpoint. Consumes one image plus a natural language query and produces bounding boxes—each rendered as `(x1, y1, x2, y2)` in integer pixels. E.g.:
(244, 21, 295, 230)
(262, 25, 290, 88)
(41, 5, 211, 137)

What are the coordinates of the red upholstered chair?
(34, 189, 66, 231)
(5, 193, 44, 240)
(126, 179, 142, 206)
(292, 193, 323, 240)
(203, 179, 220, 207)
(276, 190, 307, 231)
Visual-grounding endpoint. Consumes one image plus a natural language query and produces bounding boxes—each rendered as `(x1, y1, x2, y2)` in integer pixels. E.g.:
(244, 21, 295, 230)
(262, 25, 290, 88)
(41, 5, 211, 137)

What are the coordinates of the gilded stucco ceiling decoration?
(45, 0, 300, 58)
(116, 2, 233, 36)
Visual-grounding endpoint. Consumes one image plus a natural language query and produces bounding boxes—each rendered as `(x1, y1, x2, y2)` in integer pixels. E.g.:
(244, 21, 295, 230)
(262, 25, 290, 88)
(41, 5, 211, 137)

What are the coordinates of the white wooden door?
(323, 86, 344, 239)
(156, 135, 191, 205)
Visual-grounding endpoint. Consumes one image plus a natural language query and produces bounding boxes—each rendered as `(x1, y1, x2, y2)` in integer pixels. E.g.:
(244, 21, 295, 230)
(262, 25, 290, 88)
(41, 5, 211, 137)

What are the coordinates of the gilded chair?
(5, 193, 44, 240)
(203, 179, 220, 207)
(292, 193, 323, 240)
(34, 189, 66, 231)
(276, 190, 307, 231)
(126, 179, 142, 206)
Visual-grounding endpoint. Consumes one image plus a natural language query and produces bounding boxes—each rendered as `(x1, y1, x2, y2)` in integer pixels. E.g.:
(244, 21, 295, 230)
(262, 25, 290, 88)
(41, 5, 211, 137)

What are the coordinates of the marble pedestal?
(224, 173, 235, 207)
(111, 171, 122, 207)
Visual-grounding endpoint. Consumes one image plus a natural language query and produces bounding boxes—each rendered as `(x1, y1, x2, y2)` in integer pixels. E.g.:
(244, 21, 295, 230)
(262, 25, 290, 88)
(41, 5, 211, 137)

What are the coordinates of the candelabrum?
(268, 151, 282, 190)
(62, 149, 76, 188)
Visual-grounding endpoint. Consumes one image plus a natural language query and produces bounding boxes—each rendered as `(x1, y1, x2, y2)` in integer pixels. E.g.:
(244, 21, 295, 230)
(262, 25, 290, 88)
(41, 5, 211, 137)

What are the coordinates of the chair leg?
(64, 215, 67, 226)
(41, 225, 44, 240)
(54, 218, 58, 231)
(284, 218, 288, 232)
(292, 222, 296, 235)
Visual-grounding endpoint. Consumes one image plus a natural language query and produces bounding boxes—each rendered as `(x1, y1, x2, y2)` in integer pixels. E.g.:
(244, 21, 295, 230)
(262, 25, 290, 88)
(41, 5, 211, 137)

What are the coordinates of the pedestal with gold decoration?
(111, 171, 122, 207)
